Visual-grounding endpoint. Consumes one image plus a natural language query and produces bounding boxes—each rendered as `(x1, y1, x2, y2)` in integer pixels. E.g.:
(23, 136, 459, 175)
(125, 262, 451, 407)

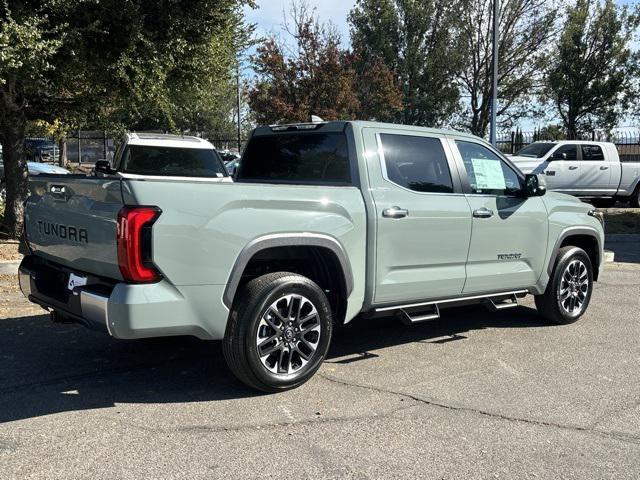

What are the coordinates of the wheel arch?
(223, 233, 354, 322)
(548, 228, 602, 281)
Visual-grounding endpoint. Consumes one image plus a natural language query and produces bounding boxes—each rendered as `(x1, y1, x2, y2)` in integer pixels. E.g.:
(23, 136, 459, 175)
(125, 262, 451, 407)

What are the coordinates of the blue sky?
(245, 0, 636, 42)
(244, 0, 353, 42)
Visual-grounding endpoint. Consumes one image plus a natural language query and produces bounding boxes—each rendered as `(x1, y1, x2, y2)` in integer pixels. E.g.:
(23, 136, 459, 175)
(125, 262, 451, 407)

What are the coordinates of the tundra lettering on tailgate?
(37, 220, 88, 243)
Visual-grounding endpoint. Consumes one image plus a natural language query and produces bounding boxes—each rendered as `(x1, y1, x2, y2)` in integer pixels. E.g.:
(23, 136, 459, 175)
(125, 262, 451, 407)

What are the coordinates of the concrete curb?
(0, 260, 21, 275)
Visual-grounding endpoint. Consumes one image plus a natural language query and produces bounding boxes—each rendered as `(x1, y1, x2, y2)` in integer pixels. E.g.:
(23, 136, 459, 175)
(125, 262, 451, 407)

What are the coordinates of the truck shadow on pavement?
(0, 306, 549, 424)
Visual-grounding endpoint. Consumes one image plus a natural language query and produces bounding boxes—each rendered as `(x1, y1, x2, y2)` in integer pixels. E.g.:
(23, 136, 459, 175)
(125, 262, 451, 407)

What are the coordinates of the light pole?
(489, 0, 499, 146)
(236, 59, 242, 153)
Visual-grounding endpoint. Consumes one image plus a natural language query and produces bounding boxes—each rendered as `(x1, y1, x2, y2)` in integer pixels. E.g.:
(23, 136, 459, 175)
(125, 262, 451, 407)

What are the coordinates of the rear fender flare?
(223, 233, 353, 308)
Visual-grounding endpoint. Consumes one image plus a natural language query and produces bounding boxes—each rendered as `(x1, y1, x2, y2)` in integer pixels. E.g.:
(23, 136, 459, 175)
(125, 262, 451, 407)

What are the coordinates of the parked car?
(224, 158, 240, 176)
(18, 121, 604, 392)
(510, 141, 640, 207)
(0, 149, 70, 202)
(217, 149, 241, 164)
(94, 133, 232, 181)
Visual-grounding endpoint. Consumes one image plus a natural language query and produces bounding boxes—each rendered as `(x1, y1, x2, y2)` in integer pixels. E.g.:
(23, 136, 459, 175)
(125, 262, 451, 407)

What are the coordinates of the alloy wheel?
(559, 259, 590, 316)
(255, 294, 322, 375)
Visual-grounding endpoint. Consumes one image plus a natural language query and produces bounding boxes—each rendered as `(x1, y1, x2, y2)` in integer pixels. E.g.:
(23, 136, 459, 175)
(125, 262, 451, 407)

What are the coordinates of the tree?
(546, 0, 638, 138)
(248, 2, 401, 124)
(457, 0, 557, 137)
(0, 0, 252, 238)
(349, 0, 464, 127)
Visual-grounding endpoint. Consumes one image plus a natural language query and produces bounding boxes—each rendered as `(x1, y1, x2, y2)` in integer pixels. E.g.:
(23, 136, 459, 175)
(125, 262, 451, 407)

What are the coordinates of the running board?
(485, 294, 519, 312)
(375, 290, 528, 313)
(397, 304, 440, 324)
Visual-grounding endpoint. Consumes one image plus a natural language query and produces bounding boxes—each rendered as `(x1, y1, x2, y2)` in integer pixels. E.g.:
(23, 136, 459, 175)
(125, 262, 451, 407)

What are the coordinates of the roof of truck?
(126, 132, 214, 149)
(254, 120, 479, 140)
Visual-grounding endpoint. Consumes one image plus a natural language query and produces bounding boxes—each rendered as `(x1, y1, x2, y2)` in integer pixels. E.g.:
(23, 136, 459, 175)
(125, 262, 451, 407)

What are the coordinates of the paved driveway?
(0, 259, 639, 479)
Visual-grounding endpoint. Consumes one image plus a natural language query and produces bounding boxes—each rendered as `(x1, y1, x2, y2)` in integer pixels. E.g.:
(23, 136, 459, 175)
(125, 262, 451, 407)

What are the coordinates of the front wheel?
(535, 247, 593, 324)
(223, 272, 333, 392)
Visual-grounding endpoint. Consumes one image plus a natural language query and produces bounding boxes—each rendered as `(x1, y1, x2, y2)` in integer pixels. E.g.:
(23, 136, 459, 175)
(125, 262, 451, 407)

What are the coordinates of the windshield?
(120, 146, 227, 177)
(237, 132, 351, 184)
(515, 143, 556, 158)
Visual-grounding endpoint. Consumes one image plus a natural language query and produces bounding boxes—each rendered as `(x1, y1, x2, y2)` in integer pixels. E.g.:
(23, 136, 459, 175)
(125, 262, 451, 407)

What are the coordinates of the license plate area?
(67, 272, 88, 291)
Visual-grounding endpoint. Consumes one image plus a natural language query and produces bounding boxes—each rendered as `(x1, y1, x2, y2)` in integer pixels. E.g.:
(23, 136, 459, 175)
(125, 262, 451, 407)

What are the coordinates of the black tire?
(631, 187, 640, 208)
(590, 198, 615, 209)
(535, 246, 593, 325)
(223, 272, 333, 393)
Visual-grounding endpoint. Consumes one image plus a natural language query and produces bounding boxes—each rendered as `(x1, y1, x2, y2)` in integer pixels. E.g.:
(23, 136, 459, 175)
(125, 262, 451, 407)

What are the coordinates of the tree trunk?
(58, 136, 67, 167)
(0, 117, 29, 239)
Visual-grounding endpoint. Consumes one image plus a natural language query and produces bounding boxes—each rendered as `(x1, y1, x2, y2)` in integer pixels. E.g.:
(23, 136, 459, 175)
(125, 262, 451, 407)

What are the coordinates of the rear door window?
(121, 146, 227, 177)
(238, 133, 351, 184)
(379, 134, 454, 193)
(581, 145, 605, 160)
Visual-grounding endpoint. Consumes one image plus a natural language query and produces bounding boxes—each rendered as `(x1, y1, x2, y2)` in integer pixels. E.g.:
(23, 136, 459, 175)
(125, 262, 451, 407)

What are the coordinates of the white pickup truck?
(510, 141, 640, 207)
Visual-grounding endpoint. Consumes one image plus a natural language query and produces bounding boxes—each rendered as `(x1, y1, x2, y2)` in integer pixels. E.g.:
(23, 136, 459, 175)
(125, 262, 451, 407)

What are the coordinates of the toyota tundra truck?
(18, 121, 605, 392)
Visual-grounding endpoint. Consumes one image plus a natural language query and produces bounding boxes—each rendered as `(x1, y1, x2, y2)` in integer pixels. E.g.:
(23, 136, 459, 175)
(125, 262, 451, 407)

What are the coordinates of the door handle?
(568, 166, 578, 170)
(600, 166, 609, 170)
(473, 208, 494, 218)
(382, 206, 409, 219)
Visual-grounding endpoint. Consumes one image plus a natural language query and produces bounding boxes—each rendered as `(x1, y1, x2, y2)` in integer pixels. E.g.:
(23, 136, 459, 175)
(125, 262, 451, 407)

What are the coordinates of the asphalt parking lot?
(0, 252, 638, 479)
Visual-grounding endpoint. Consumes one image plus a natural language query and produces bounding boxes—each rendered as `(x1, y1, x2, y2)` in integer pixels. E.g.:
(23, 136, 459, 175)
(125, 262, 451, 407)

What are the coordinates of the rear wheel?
(535, 247, 593, 324)
(631, 187, 640, 208)
(223, 272, 333, 392)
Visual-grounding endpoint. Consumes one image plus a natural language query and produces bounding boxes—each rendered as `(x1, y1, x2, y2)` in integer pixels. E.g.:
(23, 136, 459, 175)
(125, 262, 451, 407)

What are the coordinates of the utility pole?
(236, 59, 242, 153)
(489, 0, 499, 146)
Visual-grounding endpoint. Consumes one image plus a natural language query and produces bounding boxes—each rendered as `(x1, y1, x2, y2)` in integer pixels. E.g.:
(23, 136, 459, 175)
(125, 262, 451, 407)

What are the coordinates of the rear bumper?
(19, 256, 229, 340)
(19, 261, 112, 333)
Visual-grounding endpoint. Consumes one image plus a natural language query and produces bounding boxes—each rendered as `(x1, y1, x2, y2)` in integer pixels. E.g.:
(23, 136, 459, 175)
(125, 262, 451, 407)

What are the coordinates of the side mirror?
(524, 173, 546, 197)
(94, 160, 114, 175)
(551, 152, 567, 161)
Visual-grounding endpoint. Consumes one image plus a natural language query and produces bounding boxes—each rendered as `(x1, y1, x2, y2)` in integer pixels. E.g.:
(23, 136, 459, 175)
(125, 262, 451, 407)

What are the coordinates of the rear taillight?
(117, 206, 162, 283)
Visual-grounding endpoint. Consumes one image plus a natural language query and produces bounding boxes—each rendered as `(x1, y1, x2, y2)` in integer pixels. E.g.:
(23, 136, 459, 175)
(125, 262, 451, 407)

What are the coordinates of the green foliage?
(546, 0, 638, 137)
(456, 0, 557, 136)
(248, 2, 401, 124)
(349, 0, 463, 127)
(0, 0, 253, 238)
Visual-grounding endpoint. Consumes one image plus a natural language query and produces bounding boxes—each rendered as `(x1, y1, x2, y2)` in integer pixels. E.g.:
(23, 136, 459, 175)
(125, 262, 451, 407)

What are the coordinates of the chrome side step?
(485, 294, 519, 311)
(397, 304, 440, 324)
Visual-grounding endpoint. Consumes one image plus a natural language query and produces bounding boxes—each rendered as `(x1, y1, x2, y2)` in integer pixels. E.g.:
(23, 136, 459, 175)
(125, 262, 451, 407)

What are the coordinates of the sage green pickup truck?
(19, 122, 605, 392)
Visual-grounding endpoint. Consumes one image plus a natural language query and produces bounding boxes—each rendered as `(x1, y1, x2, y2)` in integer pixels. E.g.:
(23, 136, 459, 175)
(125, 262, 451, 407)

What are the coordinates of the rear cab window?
(120, 146, 227, 178)
(237, 130, 352, 185)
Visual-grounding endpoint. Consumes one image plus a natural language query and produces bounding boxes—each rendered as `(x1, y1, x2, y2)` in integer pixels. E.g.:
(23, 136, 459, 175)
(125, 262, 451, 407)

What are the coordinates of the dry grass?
(0, 242, 21, 261)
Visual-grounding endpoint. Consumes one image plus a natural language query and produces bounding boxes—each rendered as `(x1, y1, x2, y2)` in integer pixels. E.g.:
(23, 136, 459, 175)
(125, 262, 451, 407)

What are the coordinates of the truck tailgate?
(25, 175, 125, 280)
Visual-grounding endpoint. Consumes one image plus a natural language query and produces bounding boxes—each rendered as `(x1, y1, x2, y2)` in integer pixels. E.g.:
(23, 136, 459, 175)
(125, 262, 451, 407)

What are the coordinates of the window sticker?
(470, 158, 506, 190)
